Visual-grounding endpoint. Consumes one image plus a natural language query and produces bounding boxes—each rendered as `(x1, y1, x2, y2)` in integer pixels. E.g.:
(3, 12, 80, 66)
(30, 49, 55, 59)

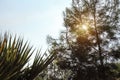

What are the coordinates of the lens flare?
(82, 24, 88, 31)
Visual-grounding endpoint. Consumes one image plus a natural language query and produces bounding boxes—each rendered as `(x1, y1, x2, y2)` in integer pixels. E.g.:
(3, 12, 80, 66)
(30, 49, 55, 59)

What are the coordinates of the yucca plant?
(0, 34, 55, 80)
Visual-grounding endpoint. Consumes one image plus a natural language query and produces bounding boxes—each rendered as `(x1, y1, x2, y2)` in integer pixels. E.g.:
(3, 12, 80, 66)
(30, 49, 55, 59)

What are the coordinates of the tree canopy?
(46, 0, 120, 80)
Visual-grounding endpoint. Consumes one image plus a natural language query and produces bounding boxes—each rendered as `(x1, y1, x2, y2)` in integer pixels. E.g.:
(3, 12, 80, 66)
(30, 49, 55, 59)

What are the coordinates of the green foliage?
(47, 0, 120, 80)
(0, 33, 55, 80)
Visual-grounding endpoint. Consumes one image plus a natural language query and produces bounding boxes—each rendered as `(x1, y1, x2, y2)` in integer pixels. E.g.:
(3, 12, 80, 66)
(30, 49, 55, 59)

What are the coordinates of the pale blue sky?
(0, 0, 71, 51)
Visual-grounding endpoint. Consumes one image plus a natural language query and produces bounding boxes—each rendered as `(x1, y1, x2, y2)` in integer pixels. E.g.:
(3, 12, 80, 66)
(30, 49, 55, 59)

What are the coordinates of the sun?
(81, 24, 88, 31)
(76, 24, 89, 33)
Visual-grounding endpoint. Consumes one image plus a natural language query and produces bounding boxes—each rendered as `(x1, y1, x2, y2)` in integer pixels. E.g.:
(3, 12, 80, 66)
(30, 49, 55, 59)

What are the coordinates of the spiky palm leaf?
(0, 34, 55, 80)
(17, 51, 56, 80)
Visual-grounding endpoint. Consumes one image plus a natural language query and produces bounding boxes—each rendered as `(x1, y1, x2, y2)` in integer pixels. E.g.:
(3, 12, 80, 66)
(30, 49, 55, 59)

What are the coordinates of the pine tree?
(47, 0, 120, 80)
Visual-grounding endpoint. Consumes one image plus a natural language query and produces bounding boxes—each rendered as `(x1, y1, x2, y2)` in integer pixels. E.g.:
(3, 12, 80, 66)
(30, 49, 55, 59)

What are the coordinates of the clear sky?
(0, 0, 71, 51)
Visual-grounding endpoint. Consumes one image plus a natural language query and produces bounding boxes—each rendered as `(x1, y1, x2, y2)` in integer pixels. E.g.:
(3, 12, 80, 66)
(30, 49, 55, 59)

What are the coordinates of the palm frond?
(0, 33, 56, 80)
(18, 50, 56, 80)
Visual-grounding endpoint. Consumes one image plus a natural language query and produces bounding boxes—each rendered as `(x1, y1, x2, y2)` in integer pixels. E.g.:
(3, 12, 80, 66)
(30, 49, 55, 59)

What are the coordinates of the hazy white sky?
(0, 0, 71, 51)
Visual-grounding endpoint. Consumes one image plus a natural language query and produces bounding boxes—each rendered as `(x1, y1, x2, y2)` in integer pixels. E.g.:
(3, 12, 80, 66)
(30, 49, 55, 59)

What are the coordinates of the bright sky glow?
(81, 24, 88, 31)
(0, 0, 71, 52)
